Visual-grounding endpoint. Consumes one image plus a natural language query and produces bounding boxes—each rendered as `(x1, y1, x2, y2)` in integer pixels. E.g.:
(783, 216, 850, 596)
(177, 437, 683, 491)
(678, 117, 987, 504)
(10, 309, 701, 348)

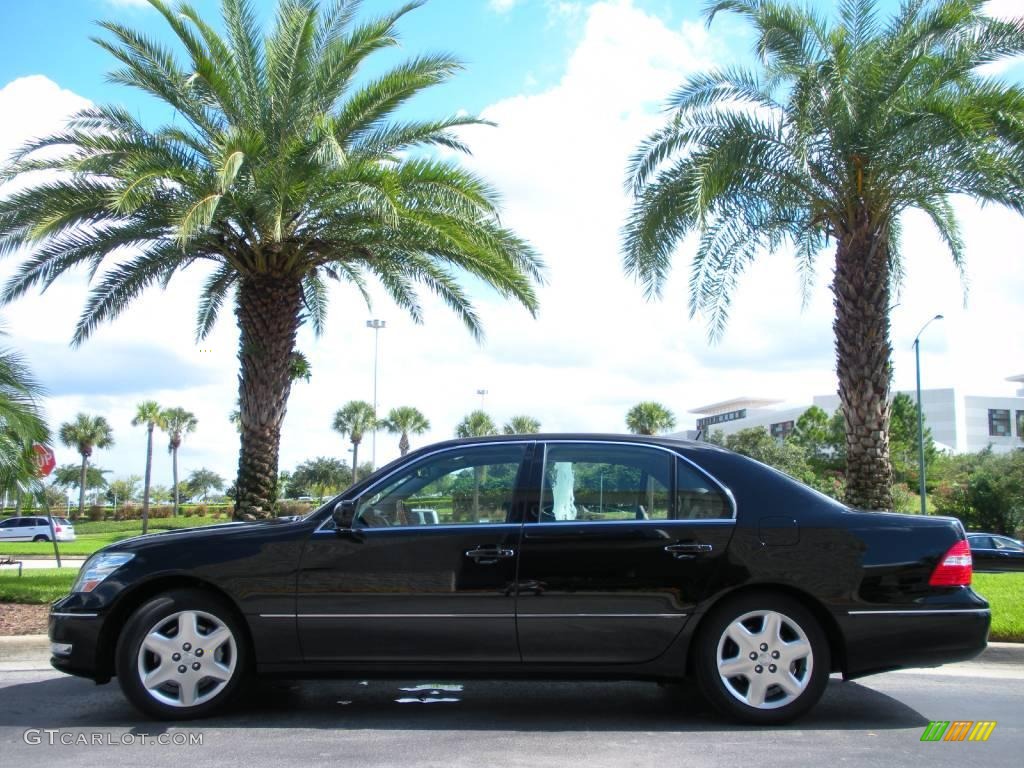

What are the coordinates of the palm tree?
(333, 401, 376, 484)
(132, 400, 162, 533)
(0, 330, 49, 509)
(58, 414, 114, 518)
(382, 406, 431, 456)
(455, 410, 497, 518)
(0, 0, 543, 520)
(625, 402, 676, 436)
(54, 464, 110, 498)
(623, 0, 1024, 509)
(160, 407, 197, 516)
(456, 410, 498, 439)
(503, 415, 541, 435)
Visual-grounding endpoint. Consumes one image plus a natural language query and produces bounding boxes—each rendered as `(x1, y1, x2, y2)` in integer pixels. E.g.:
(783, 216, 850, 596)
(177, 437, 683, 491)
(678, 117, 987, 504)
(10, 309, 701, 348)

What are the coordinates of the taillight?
(54, 526, 62, 533)
(929, 539, 972, 586)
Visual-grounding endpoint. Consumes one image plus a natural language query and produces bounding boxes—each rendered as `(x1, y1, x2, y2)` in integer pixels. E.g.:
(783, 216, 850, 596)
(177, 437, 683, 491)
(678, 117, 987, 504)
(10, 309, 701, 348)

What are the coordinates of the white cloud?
(985, 0, 1023, 20)
(489, 0, 520, 14)
(979, 1, 1024, 75)
(1, 0, 1022, 494)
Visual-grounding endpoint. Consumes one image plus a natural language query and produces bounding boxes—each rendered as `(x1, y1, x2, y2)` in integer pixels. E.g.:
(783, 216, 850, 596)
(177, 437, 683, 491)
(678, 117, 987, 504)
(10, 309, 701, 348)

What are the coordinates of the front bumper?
(48, 601, 109, 682)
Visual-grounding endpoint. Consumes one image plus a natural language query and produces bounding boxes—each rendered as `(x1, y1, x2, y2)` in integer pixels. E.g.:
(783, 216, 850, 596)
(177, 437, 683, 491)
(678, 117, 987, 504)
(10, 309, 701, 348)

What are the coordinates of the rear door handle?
(465, 546, 515, 565)
(664, 542, 713, 559)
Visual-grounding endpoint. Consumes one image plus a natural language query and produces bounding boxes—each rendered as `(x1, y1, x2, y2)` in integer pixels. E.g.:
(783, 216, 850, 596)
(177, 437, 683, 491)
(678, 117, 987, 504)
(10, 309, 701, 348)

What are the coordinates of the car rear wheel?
(116, 589, 247, 719)
(694, 592, 830, 724)
(32, 534, 49, 542)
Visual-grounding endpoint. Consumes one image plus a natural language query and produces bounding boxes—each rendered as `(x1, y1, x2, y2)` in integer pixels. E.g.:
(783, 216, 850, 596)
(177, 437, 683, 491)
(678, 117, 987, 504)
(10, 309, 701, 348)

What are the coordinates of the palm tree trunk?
(234, 276, 303, 519)
(352, 440, 360, 484)
(172, 447, 179, 517)
(78, 456, 87, 519)
(833, 221, 894, 511)
(142, 423, 153, 535)
(399, 431, 410, 456)
(472, 466, 482, 519)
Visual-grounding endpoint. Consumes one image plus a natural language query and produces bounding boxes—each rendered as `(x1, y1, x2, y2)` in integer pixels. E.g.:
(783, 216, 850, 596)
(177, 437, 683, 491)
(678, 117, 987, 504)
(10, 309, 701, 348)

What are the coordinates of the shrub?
(276, 500, 314, 517)
(149, 505, 173, 519)
(87, 505, 105, 522)
(891, 483, 915, 513)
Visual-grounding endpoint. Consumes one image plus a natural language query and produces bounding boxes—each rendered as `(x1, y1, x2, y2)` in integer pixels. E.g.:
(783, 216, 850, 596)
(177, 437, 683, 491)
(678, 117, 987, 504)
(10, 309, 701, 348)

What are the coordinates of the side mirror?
(332, 500, 357, 532)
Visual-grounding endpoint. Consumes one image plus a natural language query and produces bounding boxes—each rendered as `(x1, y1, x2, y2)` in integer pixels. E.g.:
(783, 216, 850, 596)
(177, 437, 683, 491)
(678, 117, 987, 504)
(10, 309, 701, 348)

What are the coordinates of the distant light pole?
(476, 389, 488, 409)
(913, 314, 943, 515)
(366, 319, 386, 469)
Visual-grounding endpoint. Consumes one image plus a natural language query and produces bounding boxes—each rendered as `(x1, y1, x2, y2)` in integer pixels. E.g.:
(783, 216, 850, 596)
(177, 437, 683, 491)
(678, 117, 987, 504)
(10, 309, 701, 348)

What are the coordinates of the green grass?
(0, 516, 227, 556)
(0, 568, 78, 603)
(973, 572, 1024, 643)
(73, 516, 224, 534)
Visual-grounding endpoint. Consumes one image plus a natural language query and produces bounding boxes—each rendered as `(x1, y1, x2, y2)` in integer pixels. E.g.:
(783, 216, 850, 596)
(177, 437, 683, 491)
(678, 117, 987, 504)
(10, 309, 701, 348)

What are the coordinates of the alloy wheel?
(136, 609, 237, 708)
(715, 609, 813, 710)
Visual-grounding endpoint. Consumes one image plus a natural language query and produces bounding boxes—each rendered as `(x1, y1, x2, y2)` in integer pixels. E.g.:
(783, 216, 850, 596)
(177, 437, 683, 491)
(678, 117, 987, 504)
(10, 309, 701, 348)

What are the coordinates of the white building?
(672, 375, 1024, 455)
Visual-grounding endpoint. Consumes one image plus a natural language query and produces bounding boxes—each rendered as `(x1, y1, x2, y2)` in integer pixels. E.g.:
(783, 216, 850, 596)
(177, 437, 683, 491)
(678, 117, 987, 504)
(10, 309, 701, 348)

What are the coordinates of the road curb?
(0, 633, 49, 666)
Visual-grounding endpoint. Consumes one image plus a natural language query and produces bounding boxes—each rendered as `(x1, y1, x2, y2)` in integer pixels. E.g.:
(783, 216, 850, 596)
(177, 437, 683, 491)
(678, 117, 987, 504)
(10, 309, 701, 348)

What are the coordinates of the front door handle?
(664, 542, 713, 560)
(465, 546, 515, 565)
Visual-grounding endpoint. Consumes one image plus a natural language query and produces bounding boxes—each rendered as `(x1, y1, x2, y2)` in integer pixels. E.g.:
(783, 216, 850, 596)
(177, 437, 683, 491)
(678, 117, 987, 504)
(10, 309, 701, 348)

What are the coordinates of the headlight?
(72, 553, 135, 593)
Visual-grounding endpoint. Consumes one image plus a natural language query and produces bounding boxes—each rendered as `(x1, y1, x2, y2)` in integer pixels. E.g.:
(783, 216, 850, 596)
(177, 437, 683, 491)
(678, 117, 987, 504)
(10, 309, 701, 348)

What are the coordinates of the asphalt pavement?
(0, 639, 1020, 768)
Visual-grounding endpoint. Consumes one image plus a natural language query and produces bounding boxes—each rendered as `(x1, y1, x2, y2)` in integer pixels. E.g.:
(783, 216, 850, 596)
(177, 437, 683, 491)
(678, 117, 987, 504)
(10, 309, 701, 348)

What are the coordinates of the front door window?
(355, 444, 528, 527)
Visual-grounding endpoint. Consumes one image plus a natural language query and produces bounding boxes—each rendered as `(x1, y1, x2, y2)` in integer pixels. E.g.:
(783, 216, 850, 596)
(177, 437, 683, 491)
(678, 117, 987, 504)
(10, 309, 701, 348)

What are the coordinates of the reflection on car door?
(515, 441, 736, 664)
(296, 442, 532, 663)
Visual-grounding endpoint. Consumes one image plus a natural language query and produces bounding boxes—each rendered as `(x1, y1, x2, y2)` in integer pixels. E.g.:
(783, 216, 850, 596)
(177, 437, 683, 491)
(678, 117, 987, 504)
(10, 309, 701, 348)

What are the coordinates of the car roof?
(407, 433, 730, 454)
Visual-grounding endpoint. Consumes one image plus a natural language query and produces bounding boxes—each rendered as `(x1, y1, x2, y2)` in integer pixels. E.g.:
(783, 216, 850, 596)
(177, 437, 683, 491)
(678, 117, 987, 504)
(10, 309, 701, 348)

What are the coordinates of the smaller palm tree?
(132, 400, 162, 534)
(333, 402, 377, 483)
(382, 406, 431, 457)
(626, 402, 676, 436)
(456, 410, 498, 518)
(456, 410, 498, 439)
(160, 407, 197, 516)
(58, 414, 114, 518)
(503, 415, 541, 435)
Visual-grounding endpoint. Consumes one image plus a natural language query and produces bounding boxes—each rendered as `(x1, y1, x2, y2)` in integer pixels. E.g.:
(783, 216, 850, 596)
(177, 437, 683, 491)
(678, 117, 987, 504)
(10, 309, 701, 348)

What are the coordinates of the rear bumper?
(838, 608, 990, 679)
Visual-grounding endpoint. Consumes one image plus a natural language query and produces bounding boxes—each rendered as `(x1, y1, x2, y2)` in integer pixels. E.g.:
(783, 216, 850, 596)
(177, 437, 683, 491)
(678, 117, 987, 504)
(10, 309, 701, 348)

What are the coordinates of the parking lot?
(1, 644, 1020, 768)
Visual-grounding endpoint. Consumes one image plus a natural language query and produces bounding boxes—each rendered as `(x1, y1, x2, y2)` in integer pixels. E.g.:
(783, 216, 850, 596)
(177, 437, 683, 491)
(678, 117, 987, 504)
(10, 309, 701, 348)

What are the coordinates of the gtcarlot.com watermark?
(23, 729, 203, 747)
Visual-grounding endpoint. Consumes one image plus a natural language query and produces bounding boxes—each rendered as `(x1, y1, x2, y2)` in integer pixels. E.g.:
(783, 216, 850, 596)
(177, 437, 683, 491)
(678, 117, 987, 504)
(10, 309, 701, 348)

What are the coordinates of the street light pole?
(912, 314, 943, 515)
(366, 319, 386, 470)
(476, 389, 488, 410)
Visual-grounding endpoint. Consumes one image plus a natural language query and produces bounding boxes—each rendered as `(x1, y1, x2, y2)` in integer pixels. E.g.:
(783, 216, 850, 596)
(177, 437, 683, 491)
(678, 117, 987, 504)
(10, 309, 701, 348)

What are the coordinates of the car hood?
(100, 516, 305, 553)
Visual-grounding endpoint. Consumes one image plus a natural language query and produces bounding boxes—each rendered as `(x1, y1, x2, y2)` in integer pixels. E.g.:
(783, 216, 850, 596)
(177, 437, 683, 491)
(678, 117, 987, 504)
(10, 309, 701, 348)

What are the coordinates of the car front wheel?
(116, 588, 247, 719)
(693, 592, 830, 724)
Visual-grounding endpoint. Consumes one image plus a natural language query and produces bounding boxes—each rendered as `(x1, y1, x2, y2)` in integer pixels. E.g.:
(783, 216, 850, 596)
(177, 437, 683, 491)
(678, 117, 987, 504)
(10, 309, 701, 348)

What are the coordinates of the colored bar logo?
(920, 721, 996, 742)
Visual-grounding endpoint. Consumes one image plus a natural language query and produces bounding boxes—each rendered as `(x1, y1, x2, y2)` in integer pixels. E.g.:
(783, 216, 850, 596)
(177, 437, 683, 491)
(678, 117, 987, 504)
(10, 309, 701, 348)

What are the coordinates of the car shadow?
(0, 674, 928, 732)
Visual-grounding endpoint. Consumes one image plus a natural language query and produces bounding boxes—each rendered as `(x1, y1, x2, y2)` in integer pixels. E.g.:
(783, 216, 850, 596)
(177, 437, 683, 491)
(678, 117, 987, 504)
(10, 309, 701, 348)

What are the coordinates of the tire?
(115, 588, 248, 720)
(693, 592, 830, 724)
(32, 535, 49, 542)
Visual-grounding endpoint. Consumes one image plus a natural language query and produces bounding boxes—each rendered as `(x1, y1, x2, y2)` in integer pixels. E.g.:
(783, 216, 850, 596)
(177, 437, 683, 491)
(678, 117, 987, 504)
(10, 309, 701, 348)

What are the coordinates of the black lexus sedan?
(48, 435, 989, 724)
(967, 532, 1024, 572)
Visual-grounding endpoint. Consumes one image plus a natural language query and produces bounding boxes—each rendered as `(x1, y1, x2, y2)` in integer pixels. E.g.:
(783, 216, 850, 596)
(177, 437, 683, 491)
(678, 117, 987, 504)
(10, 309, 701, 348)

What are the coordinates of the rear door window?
(538, 443, 672, 522)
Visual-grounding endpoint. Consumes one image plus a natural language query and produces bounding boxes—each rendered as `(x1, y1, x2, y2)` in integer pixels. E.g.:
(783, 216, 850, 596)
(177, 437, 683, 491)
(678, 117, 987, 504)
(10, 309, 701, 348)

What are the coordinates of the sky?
(0, 0, 1022, 496)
